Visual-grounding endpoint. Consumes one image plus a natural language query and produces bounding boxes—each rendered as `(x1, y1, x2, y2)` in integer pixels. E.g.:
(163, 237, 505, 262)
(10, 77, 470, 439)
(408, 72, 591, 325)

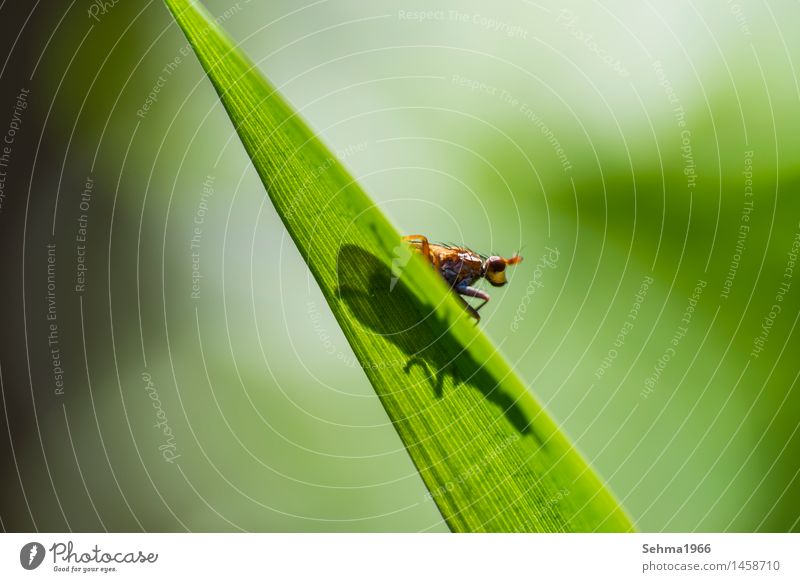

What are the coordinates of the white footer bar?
(1, 533, 797, 581)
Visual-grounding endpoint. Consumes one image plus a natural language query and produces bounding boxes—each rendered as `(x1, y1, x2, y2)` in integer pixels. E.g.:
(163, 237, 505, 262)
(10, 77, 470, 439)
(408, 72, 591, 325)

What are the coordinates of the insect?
(402, 234, 523, 321)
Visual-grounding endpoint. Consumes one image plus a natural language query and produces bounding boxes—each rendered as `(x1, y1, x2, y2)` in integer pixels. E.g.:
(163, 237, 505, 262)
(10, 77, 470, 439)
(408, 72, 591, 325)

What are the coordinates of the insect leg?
(454, 283, 490, 321)
(402, 234, 432, 262)
(456, 284, 490, 308)
(402, 234, 429, 253)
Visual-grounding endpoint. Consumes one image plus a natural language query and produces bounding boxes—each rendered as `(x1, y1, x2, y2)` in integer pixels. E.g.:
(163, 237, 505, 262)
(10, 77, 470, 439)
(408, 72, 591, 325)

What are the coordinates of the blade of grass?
(163, 0, 634, 532)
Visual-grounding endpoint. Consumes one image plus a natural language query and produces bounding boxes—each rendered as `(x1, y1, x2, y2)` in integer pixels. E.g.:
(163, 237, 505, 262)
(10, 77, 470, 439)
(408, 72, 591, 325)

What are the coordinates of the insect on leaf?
(163, 0, 634, 532)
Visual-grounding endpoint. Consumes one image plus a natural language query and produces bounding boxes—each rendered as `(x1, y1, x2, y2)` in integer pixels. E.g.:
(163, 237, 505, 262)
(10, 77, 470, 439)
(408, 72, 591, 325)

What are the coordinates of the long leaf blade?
(164, 0, 634, 532)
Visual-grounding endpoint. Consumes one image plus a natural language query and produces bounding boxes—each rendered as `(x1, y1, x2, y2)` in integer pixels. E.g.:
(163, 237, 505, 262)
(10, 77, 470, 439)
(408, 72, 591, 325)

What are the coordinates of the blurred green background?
(0, 0, 798, 531)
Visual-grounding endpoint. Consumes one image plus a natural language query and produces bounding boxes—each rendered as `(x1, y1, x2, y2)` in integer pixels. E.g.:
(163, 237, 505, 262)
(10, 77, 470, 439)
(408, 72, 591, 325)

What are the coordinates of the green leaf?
(163, 0, 634, 532)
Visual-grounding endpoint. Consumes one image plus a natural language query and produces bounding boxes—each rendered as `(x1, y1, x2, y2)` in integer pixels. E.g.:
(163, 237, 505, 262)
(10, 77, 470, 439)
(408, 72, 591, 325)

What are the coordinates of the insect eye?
(488, 258, 505, 272)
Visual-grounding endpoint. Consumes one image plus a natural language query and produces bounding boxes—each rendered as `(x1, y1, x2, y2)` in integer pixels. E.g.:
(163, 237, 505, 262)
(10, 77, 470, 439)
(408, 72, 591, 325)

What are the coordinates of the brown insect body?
(403, 235, 523, 321)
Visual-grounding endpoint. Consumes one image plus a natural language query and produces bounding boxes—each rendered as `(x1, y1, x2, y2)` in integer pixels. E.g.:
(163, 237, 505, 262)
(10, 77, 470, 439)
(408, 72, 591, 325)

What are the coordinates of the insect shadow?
(336, 244, 537, 439)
